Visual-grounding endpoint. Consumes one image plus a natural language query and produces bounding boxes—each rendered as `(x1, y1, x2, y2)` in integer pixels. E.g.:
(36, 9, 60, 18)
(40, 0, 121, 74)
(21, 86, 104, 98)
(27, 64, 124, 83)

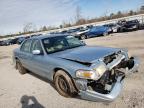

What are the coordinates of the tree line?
(0, 5, 144, 39)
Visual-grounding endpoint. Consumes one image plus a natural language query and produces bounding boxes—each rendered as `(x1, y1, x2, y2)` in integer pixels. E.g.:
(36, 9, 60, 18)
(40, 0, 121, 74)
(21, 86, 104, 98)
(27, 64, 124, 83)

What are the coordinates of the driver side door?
(29, 39, 47, 77)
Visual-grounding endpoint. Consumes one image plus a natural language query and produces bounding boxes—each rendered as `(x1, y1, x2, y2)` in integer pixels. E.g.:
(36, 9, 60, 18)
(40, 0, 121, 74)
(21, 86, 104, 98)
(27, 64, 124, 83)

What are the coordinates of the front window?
(42, 35, 85, 54)
(21, 39, 32, 53)
(30, 39, 43, 53)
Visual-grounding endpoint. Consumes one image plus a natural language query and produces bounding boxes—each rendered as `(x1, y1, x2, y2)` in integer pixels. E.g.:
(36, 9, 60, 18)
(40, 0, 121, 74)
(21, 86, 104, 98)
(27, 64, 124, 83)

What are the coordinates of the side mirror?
(32, 50, 41, 55)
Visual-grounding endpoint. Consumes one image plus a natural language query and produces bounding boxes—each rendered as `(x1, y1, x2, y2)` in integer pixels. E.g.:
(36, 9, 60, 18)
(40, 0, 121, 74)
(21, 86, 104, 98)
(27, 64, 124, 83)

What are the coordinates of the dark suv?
(118, 19, 140, 32)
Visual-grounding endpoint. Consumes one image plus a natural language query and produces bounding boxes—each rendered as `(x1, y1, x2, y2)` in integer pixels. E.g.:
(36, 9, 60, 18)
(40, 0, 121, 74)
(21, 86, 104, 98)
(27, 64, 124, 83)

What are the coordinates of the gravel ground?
(0, 30, 144, 108)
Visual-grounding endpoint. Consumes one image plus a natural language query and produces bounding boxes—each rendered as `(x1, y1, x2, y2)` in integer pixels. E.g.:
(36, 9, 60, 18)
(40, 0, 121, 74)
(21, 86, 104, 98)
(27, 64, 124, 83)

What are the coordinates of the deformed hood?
(51, 46, 120, 63)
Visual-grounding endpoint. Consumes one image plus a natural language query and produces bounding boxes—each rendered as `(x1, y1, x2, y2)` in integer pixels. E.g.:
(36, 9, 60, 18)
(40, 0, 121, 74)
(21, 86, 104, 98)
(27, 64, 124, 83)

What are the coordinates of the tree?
(61, 21, 72, 28)
(128, 10, 134, 16)
(59, 25, 63, 28)
(110, 13, 115, 19)
(41, 26, 47, 31)
(115, 11, 123, 18)
(117, 11, 122, 15)
(75, 6, 82, 24)
(23, 23, 36, 33)
(76, 18, 86, 25)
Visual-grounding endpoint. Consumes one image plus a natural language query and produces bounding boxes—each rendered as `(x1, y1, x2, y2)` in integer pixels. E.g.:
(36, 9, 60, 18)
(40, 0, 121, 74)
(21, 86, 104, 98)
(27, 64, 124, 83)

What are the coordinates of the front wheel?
(54, 70, 77, 97)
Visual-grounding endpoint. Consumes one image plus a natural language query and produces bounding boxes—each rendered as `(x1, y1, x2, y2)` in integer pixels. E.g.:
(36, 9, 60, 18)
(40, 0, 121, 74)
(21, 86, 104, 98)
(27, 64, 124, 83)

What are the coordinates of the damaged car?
(13, 34, 139, 102)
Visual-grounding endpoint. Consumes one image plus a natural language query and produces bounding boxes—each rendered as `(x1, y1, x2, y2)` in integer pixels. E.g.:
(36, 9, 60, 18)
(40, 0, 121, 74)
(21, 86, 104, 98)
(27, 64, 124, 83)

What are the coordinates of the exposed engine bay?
(75, 51, 137, 95)
(87, 69, 125, 94)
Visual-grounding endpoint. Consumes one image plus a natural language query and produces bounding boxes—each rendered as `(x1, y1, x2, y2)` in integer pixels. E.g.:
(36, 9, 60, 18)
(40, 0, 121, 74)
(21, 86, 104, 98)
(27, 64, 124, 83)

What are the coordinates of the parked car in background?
(103, 23, 115, 33)
(86, 25, 93, 29)
(139, 23, 144, 29)
(0, 40, 6, 46)
(74, 27, 90, 40)
(30, 34, 42, 37)
(0, 41, 3, 46)
(60, 30, 67, 34)
(50, 31, 60, 34)
(80, 26, 110, 39)
(1, 39, 12, 46)
(17, 37, 26, 44)
(13, 34, 139, 102)
(67, 28, 80, 34)
(9, 38, 19, 45)
(117, 19, 140, 32)
(111, 24, 122, 33)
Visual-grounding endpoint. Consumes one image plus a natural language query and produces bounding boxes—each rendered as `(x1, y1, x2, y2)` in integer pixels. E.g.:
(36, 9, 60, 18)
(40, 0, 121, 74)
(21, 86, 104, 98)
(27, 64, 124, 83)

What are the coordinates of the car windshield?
(42, 35, 85, 54)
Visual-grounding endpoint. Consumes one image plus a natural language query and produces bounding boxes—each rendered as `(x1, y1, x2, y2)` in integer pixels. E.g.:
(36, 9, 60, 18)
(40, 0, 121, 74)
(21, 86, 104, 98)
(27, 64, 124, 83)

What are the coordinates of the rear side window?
(21, 39, 32, 53)
(30, 39, 43, 53)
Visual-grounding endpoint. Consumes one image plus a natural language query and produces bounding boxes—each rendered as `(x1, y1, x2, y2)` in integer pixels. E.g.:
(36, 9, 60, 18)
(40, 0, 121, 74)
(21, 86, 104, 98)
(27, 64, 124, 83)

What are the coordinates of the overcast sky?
(0, 0, 143, 35)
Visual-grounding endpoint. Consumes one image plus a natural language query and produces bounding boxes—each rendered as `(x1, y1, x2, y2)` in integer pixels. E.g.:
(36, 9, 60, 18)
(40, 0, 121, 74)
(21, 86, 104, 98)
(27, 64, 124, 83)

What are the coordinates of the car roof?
(30, 33, 70, 40)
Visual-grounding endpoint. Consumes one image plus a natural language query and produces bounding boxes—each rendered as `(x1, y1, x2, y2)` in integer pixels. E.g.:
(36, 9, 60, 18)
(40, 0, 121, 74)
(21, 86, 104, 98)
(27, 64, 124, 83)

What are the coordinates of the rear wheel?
(16, 60, 27, 74)
(81, 35, 87, 40)
(103, 32, 108, 36)
(120, 28, 124, 32)
(54, 70, 77, 97)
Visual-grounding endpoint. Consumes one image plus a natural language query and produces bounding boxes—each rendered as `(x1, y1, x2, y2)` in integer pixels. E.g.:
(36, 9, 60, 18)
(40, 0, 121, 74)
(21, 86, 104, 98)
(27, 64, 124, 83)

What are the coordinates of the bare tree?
(75, 6, 82, 23)
(117, 11, 122, 16)
(128, 10, 134, 16)
(41, 26, 47, 31)
(59, 25, 63, 28)
(110, 13, 114, 19)
(23, 23, 37, 33)
(102, 11, 108, 20)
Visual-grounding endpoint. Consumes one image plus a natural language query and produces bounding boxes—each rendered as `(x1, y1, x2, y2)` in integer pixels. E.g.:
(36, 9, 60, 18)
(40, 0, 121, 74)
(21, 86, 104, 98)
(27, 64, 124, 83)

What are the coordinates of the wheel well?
(15, 57, 20, 69)
(15, 57, 19, 60)
(53, 68, 69, 79)
(53, 68, 78, 92)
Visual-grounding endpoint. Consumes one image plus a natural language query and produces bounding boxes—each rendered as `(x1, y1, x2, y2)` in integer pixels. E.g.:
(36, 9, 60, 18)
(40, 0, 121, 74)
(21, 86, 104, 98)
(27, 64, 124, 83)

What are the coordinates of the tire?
(54, 70, 77, 97)
(117, 28, 120, 32)
(16, 60, 27, 74)
(120, 28, 123, 32)
(81, 35, 87, 40)
(103, 32, 108, 36)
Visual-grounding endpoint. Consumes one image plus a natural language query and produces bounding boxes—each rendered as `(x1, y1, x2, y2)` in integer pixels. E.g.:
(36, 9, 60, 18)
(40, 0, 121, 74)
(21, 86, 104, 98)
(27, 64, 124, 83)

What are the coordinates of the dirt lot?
(0, 30, 144, 108)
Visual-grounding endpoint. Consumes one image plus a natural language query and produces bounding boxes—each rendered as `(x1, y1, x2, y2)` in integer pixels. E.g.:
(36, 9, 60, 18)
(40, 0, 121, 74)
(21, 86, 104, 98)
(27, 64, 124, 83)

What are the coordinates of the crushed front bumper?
(79, 76, 123, 102)
(76, 57, 139, 102)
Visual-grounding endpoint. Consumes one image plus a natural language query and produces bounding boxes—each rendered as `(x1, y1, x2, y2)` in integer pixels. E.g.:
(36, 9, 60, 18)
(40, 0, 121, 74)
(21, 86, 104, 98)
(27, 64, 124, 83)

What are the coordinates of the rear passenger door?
(19, 39, 32, 69)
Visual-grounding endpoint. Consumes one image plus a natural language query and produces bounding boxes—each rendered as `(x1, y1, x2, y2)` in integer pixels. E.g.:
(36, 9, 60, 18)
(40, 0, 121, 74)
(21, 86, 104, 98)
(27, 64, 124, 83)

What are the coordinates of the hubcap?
(58, 76, 69, 93)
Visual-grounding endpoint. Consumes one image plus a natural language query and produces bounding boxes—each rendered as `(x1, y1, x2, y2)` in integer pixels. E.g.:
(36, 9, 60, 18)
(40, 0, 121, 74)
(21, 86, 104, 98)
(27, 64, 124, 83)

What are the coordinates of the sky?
(0, 0, 143, 35)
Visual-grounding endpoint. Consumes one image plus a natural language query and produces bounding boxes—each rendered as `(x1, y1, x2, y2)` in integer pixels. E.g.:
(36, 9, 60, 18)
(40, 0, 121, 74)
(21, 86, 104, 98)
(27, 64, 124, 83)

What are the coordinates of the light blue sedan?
(13, 34, 139, 102)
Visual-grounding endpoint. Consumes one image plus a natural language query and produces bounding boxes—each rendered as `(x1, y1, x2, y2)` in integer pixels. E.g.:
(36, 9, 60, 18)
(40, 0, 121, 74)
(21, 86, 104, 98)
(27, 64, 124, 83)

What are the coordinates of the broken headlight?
(76, 63, 107, 80)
